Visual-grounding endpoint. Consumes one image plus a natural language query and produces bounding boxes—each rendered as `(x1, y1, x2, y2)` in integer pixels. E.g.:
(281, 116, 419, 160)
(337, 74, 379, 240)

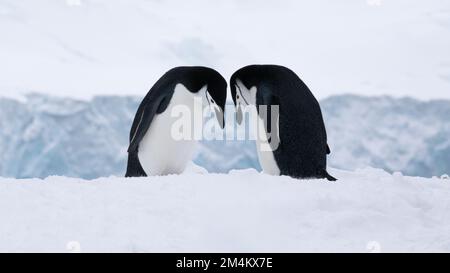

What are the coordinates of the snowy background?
(1, 0, 450, 100)
(1, 94, 449, 179)
(1, 0, 450, 252)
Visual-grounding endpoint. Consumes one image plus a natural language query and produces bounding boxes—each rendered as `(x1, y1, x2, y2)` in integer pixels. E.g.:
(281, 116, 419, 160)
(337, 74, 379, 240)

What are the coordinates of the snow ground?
(1, 167, 449, 253)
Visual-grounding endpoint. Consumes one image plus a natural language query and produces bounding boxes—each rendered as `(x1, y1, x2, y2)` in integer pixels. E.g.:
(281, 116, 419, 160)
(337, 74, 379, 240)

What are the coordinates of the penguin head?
(170, 66, 227, 128)
(230, 65, 261, 125)
(202, 75, 227, 129)
(231, 65, 293, 125)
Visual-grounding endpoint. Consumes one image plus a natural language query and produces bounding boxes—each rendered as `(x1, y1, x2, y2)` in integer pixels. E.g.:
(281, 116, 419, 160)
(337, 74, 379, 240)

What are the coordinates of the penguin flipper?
(125, 152, 147, 177)
(256, 84, 281, 150)
(256, 84, 280, 133)
(127, 94, 169, 153)
(326, 144, 331, 154)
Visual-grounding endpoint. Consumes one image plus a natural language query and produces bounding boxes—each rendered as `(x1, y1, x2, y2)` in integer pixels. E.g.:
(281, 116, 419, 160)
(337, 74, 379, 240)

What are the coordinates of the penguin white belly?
(138, 84, 200, 176)
(255, 110, 280, 176)
(235, 80, 280, 176)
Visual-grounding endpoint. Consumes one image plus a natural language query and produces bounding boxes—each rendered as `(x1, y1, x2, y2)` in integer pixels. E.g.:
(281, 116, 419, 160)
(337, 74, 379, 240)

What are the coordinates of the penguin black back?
(230, 65, 336, 181)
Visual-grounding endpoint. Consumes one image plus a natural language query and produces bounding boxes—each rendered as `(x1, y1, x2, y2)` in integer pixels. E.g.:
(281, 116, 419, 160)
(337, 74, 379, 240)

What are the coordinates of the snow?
(1, 167, 450, 253)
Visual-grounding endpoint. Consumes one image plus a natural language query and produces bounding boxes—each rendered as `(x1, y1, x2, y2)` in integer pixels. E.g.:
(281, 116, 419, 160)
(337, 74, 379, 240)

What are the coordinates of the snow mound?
(1, 168, 449, 252)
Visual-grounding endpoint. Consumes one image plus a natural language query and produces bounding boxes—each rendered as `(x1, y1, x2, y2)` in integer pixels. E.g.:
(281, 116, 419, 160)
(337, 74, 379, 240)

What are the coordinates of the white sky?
(1, 0, 450, 100)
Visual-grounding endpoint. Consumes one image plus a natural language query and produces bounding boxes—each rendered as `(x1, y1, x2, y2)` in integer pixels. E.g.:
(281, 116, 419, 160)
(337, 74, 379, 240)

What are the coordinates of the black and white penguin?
(125, 66, 227, 177)
(230, 64, 336, 181)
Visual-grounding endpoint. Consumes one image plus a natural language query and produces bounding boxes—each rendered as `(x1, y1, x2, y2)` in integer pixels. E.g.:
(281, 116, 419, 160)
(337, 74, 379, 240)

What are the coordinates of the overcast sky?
(1, 0, 449, 100)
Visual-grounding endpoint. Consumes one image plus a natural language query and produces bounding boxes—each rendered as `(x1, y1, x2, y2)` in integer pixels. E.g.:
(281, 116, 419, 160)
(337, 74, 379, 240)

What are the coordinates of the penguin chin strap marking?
(205, 89, 211, 108)
(235, 83, 255, 125)
(205, 89, 224, 128)
(206, 89, 217, 114)
(235, 84, 250, 106)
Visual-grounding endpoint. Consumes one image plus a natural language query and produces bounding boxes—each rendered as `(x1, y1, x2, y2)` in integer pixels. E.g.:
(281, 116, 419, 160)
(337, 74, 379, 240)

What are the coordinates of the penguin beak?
(214, 106, 225, 129)
(236, 104, 243, 125)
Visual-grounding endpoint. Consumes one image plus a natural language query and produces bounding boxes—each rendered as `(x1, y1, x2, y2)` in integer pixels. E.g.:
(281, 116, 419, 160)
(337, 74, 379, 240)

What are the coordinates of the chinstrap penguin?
(126, 66, 227, 177)
(230, 64, 336, 181)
